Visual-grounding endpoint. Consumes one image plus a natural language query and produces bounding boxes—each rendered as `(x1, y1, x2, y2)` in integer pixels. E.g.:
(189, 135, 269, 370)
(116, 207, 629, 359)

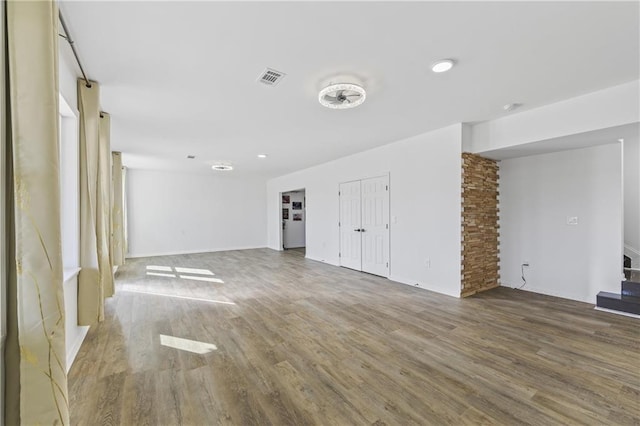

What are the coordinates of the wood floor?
(69, 249, 640, 425)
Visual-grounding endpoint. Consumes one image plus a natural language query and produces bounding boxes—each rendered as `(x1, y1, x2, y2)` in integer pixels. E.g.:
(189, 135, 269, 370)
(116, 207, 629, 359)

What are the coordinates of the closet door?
(339, 180, 362, 271)
(361, 175, 389, 276)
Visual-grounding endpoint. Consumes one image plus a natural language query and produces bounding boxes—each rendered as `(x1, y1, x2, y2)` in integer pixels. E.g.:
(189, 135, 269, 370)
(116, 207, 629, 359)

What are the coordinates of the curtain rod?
(58, 10, 92, 88)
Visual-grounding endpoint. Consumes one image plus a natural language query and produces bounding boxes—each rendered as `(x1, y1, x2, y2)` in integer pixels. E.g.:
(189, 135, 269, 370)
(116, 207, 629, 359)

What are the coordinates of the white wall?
(499, 144, 623, 303)
(127, 169, 267, 257)
(58, 42, 78, 112)
(624, 136, 640, 265)
(267, 124, 463, 298)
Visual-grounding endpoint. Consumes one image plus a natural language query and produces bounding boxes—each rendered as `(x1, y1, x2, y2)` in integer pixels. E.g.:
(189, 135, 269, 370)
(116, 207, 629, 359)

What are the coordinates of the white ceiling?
(59, 1, 640, 177)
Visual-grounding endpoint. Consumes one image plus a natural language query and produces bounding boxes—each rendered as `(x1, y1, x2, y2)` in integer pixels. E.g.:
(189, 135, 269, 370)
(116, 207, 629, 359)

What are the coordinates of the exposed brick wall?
(461, 153, 500, 297)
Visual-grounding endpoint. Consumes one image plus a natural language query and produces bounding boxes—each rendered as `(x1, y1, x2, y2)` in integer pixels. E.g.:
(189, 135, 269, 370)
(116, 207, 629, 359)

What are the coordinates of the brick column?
(461, 153, 500, 297)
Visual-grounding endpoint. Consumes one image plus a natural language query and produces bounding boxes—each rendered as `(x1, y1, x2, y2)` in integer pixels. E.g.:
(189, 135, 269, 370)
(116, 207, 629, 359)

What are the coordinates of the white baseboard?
(304, 254, 339, 266)
(126, 246, 267, 259)
(304, 255, 461, 298)
(500, 283, 593, 304)
(66, 326, 89, 373)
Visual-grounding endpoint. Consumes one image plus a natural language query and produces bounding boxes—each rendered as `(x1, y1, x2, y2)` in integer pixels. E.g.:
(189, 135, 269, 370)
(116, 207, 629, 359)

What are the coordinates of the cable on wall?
(518, 263, 529, 289)
(58, 10, 92, 88)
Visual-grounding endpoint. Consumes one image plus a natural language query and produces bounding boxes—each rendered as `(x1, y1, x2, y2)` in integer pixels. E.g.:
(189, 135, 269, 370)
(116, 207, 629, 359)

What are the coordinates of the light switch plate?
(566, 216, 578, 225)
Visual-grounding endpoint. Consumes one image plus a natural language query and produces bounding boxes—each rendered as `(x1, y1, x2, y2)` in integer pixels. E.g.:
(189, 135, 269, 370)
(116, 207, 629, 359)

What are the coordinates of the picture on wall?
(293, 213, 303, 221)
(292, 201, 302, 210)
(282, 195, 290, 204)
(282, 208, 289, 219)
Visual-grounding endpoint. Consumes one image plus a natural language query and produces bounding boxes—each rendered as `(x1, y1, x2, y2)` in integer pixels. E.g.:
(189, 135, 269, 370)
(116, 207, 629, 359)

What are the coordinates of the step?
(597, 292, 640, 315)
(622, 280, 640, 298)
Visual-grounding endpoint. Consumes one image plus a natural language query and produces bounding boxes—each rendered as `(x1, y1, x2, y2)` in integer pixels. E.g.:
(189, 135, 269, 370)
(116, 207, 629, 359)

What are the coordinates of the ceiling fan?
(318, 83, 366, 109)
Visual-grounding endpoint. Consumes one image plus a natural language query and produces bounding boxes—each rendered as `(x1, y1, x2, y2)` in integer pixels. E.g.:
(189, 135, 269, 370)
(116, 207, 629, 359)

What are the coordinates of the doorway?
(281, 189, 306, 251)
(339, 175, 389, 277)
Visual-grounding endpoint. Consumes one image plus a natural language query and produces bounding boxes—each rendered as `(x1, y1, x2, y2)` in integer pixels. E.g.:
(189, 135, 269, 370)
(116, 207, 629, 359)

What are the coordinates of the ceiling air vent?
(257, 68, 286, 86)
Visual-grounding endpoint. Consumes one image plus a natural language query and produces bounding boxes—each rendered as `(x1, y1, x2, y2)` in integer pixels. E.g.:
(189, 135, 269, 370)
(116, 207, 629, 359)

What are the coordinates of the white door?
(361, 176, 389, 276)
(339, 176, 389, 277)
(339, 181, 362, 270)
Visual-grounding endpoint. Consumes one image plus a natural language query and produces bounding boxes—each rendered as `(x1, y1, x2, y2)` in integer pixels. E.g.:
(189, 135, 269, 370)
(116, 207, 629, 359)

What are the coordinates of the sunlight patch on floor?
(175, 266, 215, 275)
(147, 265, 173, 272)
(144, 265, 222, 282)
(179, 275, 224, 283)
(146, 272, 176, 278)
(159, 334, 217, 354)
(120, 288, 236, 305)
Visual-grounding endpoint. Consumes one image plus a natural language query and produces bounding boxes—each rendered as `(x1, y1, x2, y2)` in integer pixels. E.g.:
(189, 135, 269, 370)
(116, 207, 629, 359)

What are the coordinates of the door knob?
(354, 228, 361, 232)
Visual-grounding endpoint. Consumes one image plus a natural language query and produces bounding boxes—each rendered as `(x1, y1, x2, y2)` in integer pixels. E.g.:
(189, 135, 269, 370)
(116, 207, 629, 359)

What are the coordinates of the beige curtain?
(77, 80, 103, 325)
(123, 166, 128, 255)
(4, 0, 70, 424)
(111, 152, 125, 266)
(98, 113, 114, 296)
(78, 84, 115, 324)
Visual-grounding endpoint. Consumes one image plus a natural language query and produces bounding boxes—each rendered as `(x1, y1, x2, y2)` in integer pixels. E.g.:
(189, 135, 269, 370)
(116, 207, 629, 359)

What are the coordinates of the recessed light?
(503, 103, 522, 112)
(257, 154, 268, 159)
(212, 164, 233, 171)
(431, 59, 455, 73)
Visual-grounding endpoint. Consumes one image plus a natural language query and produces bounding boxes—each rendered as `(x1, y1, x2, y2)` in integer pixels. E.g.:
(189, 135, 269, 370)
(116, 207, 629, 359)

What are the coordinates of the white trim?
(126, 245, 267, 259)
(66, 326, 89, 373)
(58, 93, 77, 118)
(63, 267, 81, 283)
(594, 307, 640, 319)
(500, 283, 593, 304)
(303, 254, 461, 298)
(304, 254, 338, 266)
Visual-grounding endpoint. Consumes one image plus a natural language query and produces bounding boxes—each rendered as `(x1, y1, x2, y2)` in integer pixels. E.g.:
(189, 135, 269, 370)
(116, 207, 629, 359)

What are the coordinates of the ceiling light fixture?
(257, 154, 268, 158)
(431, 59, 455, 73)
(211, 163, 233, 171)
(318, 83, 366, 109)
(503, 103, 522, 112)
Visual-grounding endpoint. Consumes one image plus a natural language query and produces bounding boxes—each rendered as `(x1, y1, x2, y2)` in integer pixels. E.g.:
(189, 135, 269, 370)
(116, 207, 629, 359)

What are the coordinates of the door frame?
(278, 188, 306, 251)
(338, 173, 390, 278)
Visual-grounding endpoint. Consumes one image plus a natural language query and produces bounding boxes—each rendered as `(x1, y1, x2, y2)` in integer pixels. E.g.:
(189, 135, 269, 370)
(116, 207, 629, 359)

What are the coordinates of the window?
(59, 94, 80, 274)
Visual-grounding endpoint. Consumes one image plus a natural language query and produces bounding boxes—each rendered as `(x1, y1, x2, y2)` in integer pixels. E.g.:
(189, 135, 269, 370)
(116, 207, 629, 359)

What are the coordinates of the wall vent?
(257, 68, 286, 86)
